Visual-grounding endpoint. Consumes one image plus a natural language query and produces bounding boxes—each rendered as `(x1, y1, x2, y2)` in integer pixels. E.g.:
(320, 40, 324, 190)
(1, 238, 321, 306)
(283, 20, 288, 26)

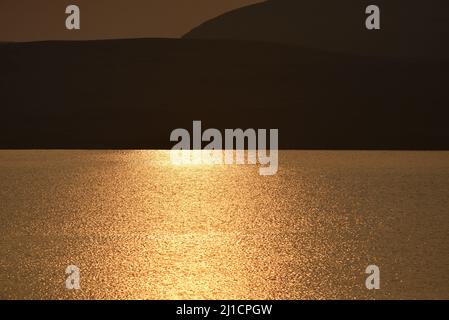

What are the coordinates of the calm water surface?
(0, 150, 448, 299)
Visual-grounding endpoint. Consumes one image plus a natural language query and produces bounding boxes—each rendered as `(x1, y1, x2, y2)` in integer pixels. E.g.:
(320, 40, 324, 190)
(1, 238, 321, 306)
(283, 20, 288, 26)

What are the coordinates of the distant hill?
(184, 0, 449, 59)
(0, 38, 448, 149)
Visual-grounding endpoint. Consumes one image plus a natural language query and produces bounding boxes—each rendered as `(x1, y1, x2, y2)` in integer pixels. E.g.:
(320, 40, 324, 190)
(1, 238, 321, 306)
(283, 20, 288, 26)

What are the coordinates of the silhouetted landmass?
(184, 0, 449, 59)
(0, 38, 448, 149)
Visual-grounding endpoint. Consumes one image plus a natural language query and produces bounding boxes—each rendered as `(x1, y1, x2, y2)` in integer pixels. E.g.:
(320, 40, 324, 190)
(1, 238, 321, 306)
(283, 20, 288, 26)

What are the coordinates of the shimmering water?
(0, 150, 448, 300)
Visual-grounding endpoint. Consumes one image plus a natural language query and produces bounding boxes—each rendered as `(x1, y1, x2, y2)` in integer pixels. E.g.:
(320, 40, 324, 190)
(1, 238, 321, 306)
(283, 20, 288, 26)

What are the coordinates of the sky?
(0, 0, 263, 42)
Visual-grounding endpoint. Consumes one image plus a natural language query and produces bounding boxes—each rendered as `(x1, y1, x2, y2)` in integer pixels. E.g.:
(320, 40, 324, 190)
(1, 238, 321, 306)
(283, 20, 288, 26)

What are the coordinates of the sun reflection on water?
(1, 150, 448, 299)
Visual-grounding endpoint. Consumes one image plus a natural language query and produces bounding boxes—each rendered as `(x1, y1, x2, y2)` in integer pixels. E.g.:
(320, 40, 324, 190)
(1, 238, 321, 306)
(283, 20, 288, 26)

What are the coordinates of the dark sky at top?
(0, 0, 263, 42)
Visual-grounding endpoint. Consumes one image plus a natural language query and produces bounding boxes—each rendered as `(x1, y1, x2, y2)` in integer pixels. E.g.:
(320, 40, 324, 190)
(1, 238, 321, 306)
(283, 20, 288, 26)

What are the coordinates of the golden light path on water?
(0, 150, 449, 299)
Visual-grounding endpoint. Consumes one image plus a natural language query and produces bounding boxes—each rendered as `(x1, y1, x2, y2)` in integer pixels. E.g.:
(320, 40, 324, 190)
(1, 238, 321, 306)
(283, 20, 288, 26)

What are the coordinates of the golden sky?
(0, 0, 263, 42)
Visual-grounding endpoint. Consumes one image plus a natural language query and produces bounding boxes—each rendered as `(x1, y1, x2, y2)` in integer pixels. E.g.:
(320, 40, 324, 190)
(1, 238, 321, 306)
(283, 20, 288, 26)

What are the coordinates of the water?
(0, 150, 448, 299)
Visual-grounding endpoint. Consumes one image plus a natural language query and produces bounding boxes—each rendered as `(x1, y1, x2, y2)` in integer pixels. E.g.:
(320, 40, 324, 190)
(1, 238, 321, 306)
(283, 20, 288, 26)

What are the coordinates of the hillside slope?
(184, 0, 449, 59)
(0, 38, 448, 149)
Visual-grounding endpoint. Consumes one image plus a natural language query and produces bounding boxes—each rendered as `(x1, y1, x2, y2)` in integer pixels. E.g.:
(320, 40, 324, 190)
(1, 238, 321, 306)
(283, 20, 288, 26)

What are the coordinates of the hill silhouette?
(0, 38, 448, 149)
(184, 0, 449, 59)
